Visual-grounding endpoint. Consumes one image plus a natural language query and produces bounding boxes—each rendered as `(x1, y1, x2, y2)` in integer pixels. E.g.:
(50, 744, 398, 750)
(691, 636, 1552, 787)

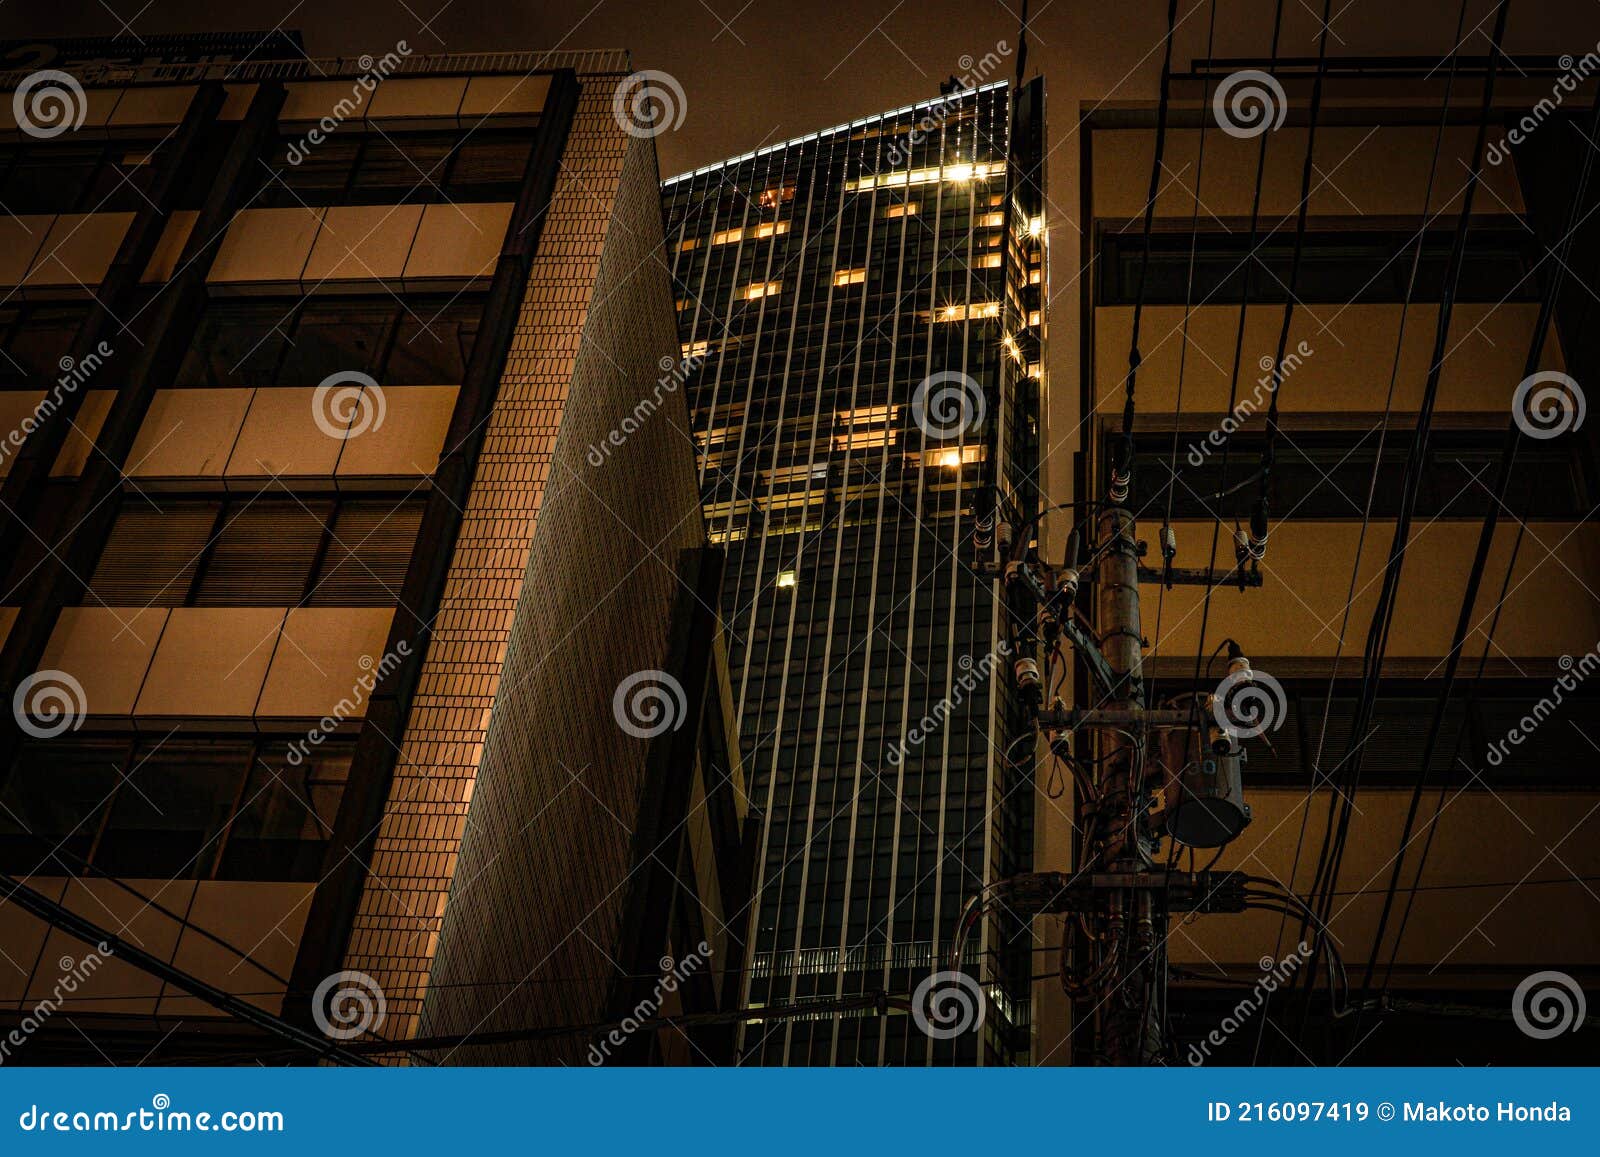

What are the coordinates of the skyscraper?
(0, 40, 745, 1065)
(662, 76, 1047, 1065)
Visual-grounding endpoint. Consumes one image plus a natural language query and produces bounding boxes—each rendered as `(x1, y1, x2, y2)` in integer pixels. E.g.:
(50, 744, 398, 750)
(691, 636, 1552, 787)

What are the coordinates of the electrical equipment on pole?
(973, 484, 1278, 1064)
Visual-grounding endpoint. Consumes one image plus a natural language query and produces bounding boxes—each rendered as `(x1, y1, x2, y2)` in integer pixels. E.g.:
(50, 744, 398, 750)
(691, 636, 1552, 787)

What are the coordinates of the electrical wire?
(1361, 85, 1600, 1006)
(1243, 899, 1349, 1014)
(1115, 0, 1184, 452)
(1186, 0, 1287, 713)
(1152, 0, 1221, 695)
(1243, 876, 1351, 1016)
(1255, 0, 1473, 1064)
(1250, 0, 1337, 525)
(344, 992, 919, 1056)
(0, 870, 376, 1067)
(1299, 6, 1512, 1018)
(1376, 520, 1526, 991)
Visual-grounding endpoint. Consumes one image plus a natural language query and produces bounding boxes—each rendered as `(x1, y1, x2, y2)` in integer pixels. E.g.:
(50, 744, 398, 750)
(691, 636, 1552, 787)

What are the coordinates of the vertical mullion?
(184, 498, 232, 606)
(300, 496, 342, 606)
(764, 141, 836, 1065)
(881, 124, 945, 1067)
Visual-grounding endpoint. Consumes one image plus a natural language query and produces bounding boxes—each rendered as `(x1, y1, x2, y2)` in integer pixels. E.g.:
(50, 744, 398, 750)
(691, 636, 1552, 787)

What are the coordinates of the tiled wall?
(339, 82, 706, 1056)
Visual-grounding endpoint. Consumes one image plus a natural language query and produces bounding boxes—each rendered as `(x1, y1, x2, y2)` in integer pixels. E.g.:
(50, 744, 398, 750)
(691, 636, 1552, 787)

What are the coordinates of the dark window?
(193, 500, 333, 606)
(447, 135, 536, 198)
(348, 135, 457, 201)
(0, 304, 94, 385)
(260, 130, 535, 207)
(0, 737, 351, 880)
(172, 125, 243, 211)
(174, 297, 483, 388)
(387, 307, 479, 385)
(0, 142, 158, 213)
(1512, 110, 1600, 393)
(85, 498, 220, 606)
(308, 499, 425, 605)
(1097, 226, 1539, 306)
(274, 301, 393, 385)
(86, 494, 423, 607)
(175, 302, 293, 388)
(82, 146, 159, 211)
(2, 480, 74, 599)
(261, 136, 363, 204)
(1126, 429, 1593, 520)
(219, 743, 348, 881)
(0, 144, 100, 211)
(0, 739, 126, 871)
(93, 740, 245, 878)
(1231, 679, 1599, 788)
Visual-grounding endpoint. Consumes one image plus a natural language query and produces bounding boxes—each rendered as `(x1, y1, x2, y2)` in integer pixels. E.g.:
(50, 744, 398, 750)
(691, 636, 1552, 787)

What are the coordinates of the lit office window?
(845, 161, 1004, 191)
(933, 301, 1000, 322)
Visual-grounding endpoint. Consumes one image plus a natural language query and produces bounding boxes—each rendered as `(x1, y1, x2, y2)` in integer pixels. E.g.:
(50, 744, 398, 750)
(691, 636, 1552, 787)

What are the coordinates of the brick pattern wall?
(339, 82, 705, 1057)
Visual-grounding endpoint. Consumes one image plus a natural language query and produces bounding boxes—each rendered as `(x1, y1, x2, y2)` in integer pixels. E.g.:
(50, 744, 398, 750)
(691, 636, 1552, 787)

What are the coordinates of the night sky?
(8, 0, 1149, 178)
(5, 1, 1568, 181)
(4, 0, 1580, 494)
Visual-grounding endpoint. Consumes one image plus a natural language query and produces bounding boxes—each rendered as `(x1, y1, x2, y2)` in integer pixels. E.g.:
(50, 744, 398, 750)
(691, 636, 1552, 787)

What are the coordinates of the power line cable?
(1110, 0, 1183, 502)
(0, 870, 374, 1067)
(1297, 1, 1513, 1036)
(1362, 86, 1600, 1006)
(1250, 0, 1338, 556)
(1375, 518, 1527, 995)
(1152, 0, 1220, 682)
(1187, 0, 1287, 699)
(1254, 0, 1472, 1063)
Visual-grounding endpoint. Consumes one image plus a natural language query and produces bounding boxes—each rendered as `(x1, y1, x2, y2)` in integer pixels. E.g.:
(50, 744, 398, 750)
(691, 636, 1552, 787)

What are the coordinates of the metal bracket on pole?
(1036, 707, 1204, 730)
(1135, 565, 1262, 588)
